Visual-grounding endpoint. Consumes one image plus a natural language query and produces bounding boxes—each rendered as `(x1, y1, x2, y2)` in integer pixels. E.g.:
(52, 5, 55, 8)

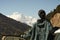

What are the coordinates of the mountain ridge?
(0, 13, 31, 36)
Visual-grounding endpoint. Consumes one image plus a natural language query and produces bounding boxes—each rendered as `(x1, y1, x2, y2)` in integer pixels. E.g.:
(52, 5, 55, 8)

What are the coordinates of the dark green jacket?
(24, 20, 53, 40)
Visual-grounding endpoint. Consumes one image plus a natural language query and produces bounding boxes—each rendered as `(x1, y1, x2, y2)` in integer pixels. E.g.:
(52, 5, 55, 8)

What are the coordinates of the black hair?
(38, 9, 46, 16)
(38, 9, 46, 18)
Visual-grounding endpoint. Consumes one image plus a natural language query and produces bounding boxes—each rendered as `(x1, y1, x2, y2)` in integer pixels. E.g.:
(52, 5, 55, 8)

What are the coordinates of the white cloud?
(7, 12, 37, 26)
(7, 12, 22, 21)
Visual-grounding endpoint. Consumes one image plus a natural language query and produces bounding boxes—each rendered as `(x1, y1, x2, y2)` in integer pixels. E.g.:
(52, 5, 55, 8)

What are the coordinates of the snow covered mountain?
(7, 12, 37, 26)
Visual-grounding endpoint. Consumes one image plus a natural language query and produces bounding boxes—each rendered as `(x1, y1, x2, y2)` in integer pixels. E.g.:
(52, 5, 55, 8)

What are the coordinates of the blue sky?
(0, 0, 60, 18)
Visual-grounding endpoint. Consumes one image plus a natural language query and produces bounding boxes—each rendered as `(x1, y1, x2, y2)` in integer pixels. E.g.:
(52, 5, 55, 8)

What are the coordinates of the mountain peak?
(0, 13, 31, 35)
